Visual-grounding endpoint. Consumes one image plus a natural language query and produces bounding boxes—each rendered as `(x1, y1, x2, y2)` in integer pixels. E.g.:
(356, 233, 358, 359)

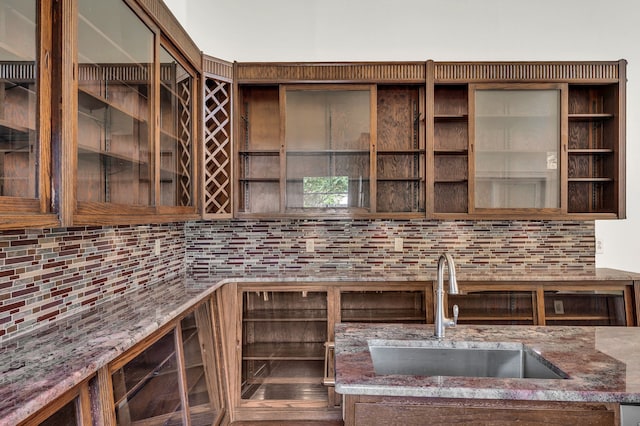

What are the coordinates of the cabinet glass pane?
(341, 290, 426, 323)
(285, 89, 370, 212)
(77, 0, 153, 205)
(475, 89, 560, 209)
(242, 291, 328, 401)
(112, 330, 183, 425)
(39, 399, 77, 426)
(160, 46, 193, 207)
(181, 307, 220, 425)
(0, 0, 37, 198)
(448, 291, 535, 325)
(544, 290, 627, 326)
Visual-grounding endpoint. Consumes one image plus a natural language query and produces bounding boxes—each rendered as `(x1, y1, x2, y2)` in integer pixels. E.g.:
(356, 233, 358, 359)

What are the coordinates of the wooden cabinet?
(1, 0, 204, 228)
(233, 61, 626, 220)
(448, 281, 635, 327)
(228, 282, 432, 421)
(430, 60, 626, 219)
(99, 299, 226, 425)
(234, 63, 426, 218)
(344, 395, 618, 426)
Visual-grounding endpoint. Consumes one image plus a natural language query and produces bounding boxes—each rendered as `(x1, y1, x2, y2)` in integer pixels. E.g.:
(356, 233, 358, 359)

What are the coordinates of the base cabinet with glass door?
(447, 281, 635, 327)
(238, 287, 338, 421)
(101, 299, 226, 426)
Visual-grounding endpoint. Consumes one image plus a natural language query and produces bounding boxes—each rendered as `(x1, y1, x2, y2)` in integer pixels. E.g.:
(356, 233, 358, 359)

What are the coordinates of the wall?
(0, 224, 185, 341)
(164, 0, 640, 273)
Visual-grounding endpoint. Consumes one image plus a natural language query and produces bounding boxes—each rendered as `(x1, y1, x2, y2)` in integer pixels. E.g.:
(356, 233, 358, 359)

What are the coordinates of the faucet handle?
(452, 304, 459, 326)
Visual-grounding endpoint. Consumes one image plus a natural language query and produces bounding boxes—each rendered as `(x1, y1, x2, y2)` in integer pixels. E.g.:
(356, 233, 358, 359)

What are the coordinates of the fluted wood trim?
(203, 55, 233, 82)
(434, 62, 622, 83)
(236, 62, 426, 83)
(133, 0, 201, 69)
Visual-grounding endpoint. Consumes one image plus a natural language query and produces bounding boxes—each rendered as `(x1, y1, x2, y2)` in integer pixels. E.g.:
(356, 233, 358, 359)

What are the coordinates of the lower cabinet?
(229, 282, 432, 422)
(448, 281, 636, 326)
(98, 297, 227, 426)
(343, 395, 618, 426)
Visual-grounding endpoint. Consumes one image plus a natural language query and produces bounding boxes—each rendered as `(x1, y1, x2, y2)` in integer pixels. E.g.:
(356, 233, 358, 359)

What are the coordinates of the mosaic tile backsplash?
(0, 219, 595, 342)
(186, 219, 595, 276)
(0, 224, 185, 341)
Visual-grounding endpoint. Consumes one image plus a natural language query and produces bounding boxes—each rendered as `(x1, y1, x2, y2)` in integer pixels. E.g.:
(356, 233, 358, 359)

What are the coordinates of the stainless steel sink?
(368, 340, 568, 379)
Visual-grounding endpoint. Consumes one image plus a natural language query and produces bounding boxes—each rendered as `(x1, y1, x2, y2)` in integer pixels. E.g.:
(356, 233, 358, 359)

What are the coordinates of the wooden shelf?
(434, 114, 468, 121)
(0, 118, 34, 136)
(77, 144, 149, 167)
(376, 149, 425, 155)
(287, 149, 369, 155)
(243, 342, 326, 360)
(568, 177, 613, 182)
(435, 149, 468, 155)
(569, 149, 614, 154)
(342, 309, 425, 322)
(243, 309, 327, 321)
(568, 113, 614, 121)
(239, 149, 280, 155)
(78, 88, 148, 124)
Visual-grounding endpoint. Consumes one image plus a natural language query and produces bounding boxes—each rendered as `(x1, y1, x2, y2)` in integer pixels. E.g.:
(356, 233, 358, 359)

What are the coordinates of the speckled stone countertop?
(334, 322, 640, 403)
(1, 267, 639, 425)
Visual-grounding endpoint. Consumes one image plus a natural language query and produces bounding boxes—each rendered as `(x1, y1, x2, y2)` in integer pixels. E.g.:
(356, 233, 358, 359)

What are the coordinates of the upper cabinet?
(70, 0, 201, 225)
(1, 0, 207, 229)
(231, 61, 626, 220)
(234, 62, 426, 218)
(429, 60, 626, 220)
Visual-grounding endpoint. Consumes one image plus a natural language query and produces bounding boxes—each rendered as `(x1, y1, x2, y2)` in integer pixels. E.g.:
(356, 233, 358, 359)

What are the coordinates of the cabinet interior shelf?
(568, 149, 614, 154)
(243, 309, 327, 321)
(342, 309, 425, 322)
(377, 177, 422, 182)
(286, 149, 369, 155)
(435, 149, 468, 155)
(240, 177, 279, 182)
(239, 150, 280, 155)
(546, 315, 613, 321)
(568, 113, 614, 121)
(434, 114, 468, 121)
(435, 178, 468, 183)
(376, 149, 425, 155)
(78, 88, 147, 124)
(77, 145, 149, 167)
(0, 118, 35, 136)
(243, 342, 326, 360)
(568, 177, 613, 182)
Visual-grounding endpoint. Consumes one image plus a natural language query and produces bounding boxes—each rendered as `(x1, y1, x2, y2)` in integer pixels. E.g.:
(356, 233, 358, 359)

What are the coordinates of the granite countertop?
(334, 322, 640, 403)
(1, 267, 639, 425)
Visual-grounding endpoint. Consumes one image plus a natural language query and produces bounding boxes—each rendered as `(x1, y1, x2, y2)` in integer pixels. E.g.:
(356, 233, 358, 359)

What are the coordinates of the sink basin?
(368, 340, 568, 379)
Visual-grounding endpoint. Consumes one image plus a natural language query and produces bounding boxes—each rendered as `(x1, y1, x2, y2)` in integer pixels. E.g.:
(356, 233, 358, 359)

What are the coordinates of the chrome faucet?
(434, 253, 459, 339)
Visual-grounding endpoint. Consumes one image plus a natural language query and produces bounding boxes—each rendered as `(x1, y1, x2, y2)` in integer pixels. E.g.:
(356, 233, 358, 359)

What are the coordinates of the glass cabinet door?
(284, 87, 372, 213)
(472, 84, 564, 211)
(0, 0, 38, 200)
(77, 0, 153, 205)
(159, 46, 194, 208)
(241, 290, 329, 403)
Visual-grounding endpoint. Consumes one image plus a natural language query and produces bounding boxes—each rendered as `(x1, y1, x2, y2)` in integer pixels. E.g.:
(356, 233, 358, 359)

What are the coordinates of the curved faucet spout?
(434, 253, 459, 339)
